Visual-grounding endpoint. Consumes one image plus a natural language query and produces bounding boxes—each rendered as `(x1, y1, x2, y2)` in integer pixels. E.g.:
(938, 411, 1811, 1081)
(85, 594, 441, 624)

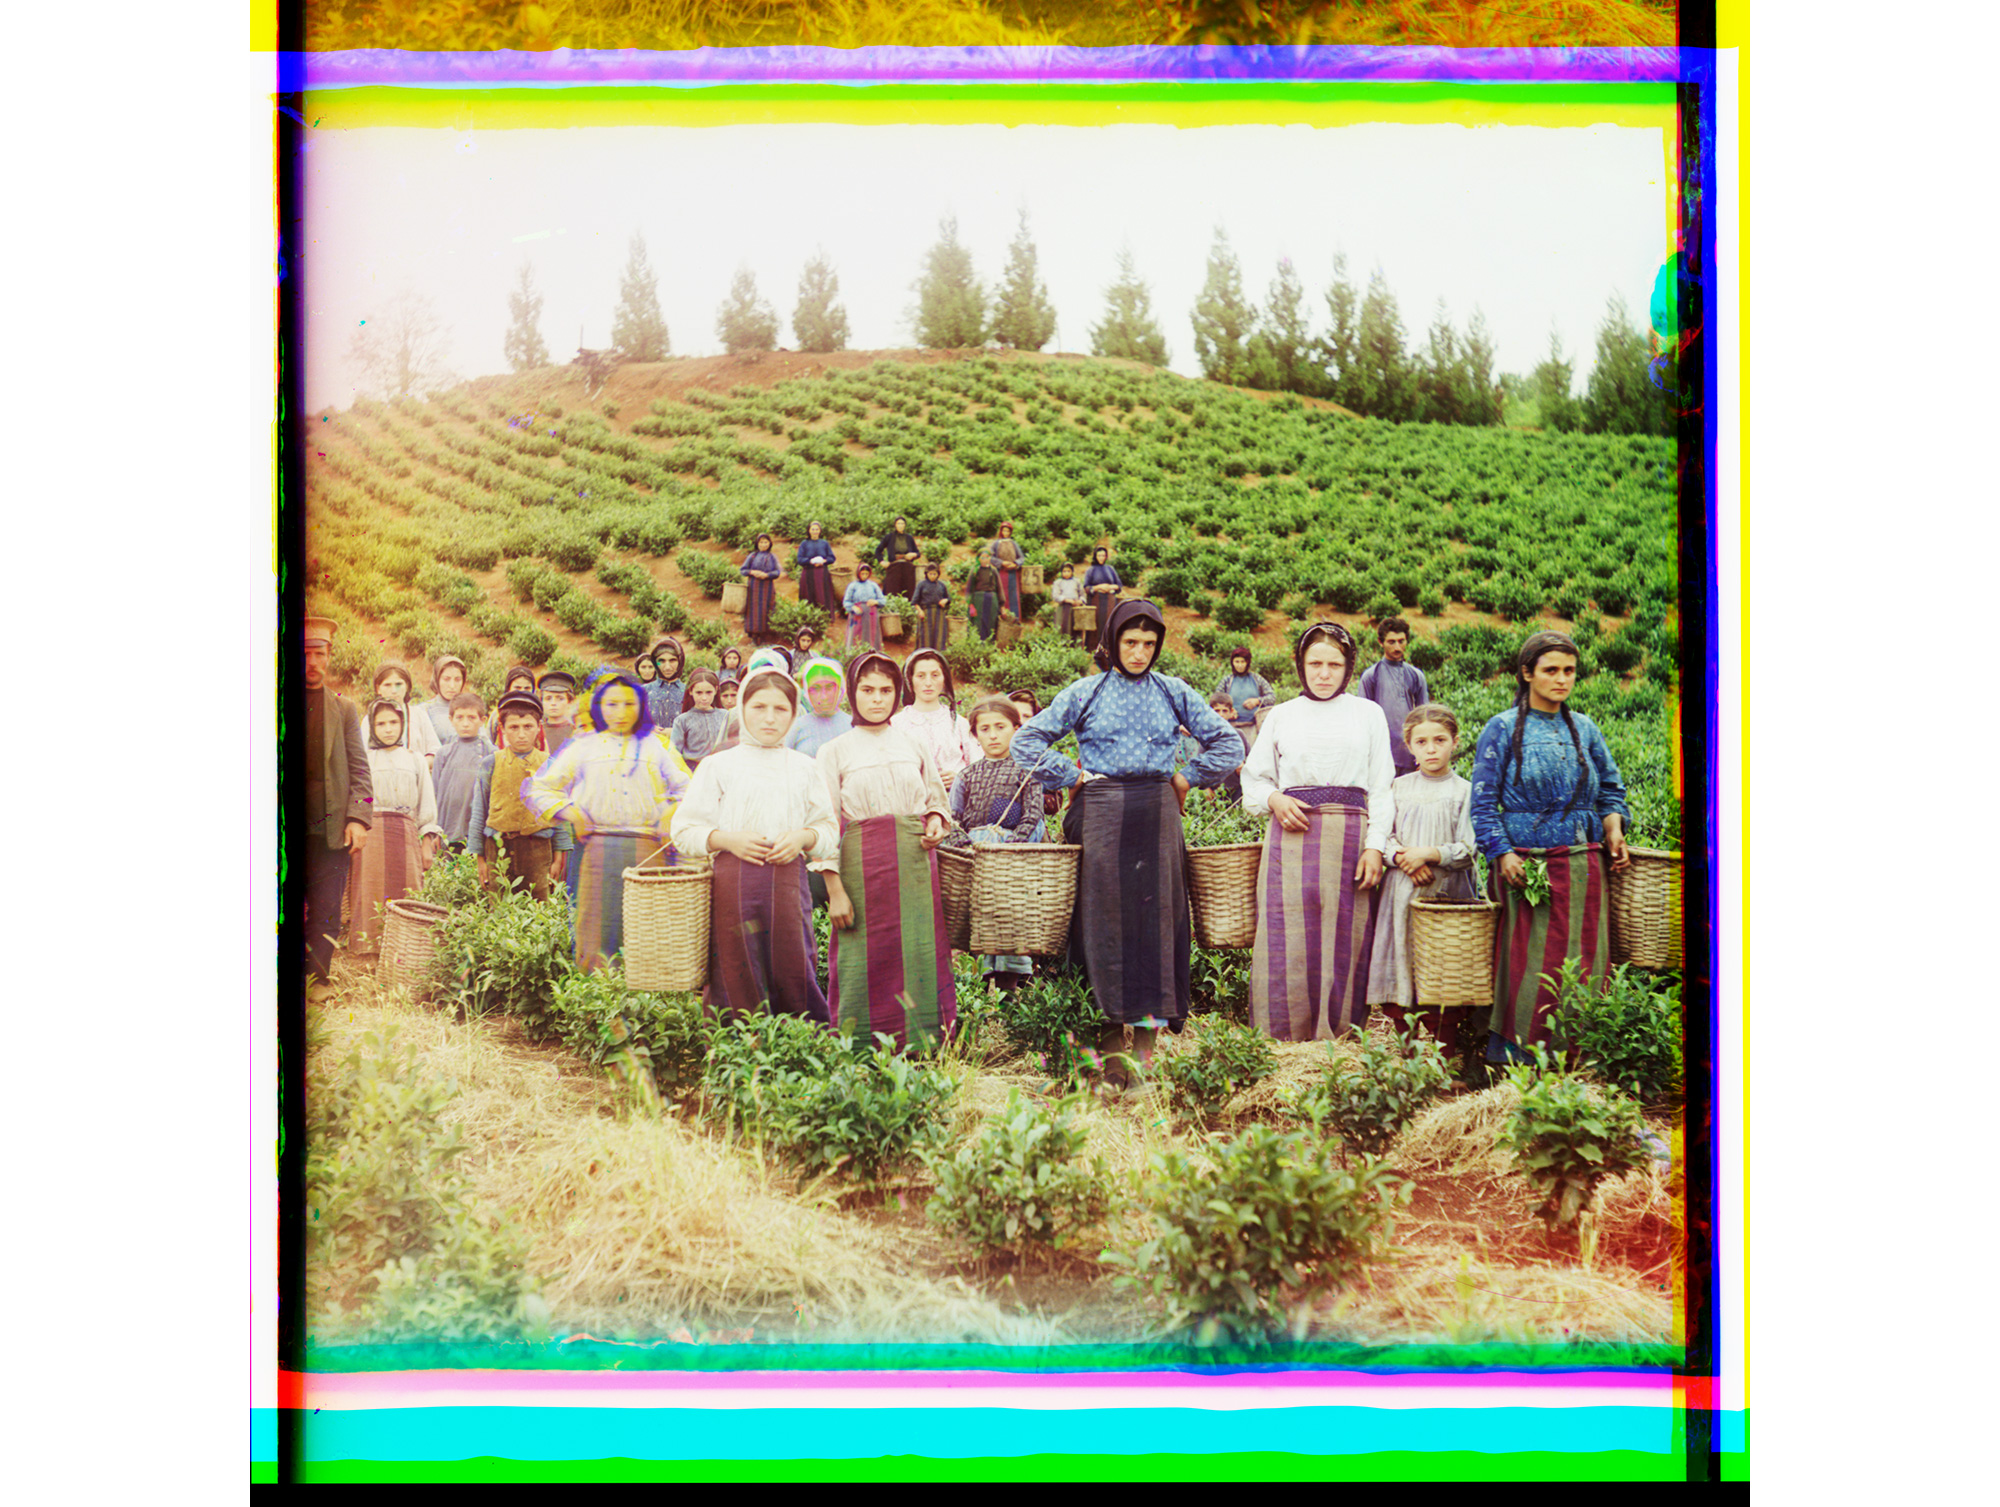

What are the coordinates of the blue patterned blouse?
(1469, 706, 1630, 859)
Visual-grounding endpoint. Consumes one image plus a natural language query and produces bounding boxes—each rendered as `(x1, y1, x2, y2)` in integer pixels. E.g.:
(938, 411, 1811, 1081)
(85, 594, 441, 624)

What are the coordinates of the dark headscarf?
(845, 651, 905, 727)
(1229, 645, 1254, 673)
(364, 698, 407, 751)
(901, 647, 957, 711)
(650, 637, 685, 679)
(1094, 597, 1167, 677)
(1293, 622, 1357, 702)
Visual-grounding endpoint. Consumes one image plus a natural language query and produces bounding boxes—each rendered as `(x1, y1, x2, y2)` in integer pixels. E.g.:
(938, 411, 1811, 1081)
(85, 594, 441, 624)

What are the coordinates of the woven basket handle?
(635, 841, 674, 869)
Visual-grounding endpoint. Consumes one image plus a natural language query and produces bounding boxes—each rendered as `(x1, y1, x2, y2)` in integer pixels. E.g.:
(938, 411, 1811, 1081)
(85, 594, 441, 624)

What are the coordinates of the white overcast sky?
(301, 120, 1669, 413)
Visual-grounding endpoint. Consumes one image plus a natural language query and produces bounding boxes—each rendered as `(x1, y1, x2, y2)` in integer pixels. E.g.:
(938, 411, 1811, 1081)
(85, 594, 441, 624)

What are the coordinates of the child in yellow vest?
(465, 690, 570, 900)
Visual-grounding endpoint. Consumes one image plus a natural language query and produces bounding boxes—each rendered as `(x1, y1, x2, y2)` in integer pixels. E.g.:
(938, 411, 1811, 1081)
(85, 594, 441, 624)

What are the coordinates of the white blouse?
(890, 701, 980, 781)
(361, 744, 444, 838)
(670, 743, 839, 864)
(1238, 693, 1396, 853)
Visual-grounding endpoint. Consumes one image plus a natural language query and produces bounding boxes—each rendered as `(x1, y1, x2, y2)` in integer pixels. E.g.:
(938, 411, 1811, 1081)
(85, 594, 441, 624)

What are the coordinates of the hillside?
(302, 348, 1680, 837)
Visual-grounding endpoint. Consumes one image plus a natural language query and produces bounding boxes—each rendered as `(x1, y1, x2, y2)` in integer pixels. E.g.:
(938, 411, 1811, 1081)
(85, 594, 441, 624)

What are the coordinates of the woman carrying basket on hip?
(1469, 630, 1632, 1066)
(1012, 598, 1241, 1095)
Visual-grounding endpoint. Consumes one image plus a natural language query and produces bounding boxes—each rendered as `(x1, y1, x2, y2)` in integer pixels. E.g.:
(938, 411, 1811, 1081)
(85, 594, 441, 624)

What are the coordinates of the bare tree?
(347, 291, 456, 400)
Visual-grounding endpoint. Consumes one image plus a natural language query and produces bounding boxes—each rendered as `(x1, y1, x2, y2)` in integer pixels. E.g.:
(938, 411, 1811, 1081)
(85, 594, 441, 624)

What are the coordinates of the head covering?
(650, 637, 685, 677)
(794, 623, 819, 648)
(807, 519, 825, 538)
(304, 615, 338, 648)
(845, 651, 905, 726)
(799, 657, 843, 703)
(968, 695, 1021, 730)
(371, 662, 415, 700)
(1229, 645, 1254, 672)
(496, 690, 543, 724)
(537, 668, 577, 695)
(502, 663, 536, 692)
(744, 646, 792, 680)
(430, 654, 469, 695)
(1094, 597, 1167, 677)
(901, 647, 956, 709)
(855, 562, 874, 577)
(1293, 622, 1358, 702)
(633, 652, 658, 680)
(720, 646, 743, 670)
(738, 666, 801, 715)
(364, 698, 406, 750)
(586, 672, 657, 742)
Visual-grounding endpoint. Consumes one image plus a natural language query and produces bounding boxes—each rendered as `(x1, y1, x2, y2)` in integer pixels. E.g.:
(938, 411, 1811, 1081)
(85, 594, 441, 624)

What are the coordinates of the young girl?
(670, 667, 838, 1026)
(947, 696, 1046, 993)
(1365, 704, 1481, 1056)
(791, 623, 822, 665)
(890, 647, 979, 793)
(813, 652, 955, 1049)
(717, 646, 745, 685)
(913, 562, 952, 651)
(1050, 562, 1085, 642)
(740, 533, 783, 643)
(1214, 647, 1276, 735)
(647, 638, 686, 730)
(1012, 599, 1241, 1091)
(670, 670, 729, 770)
(416, 654, 488, 758)
(843, 562, 887, 651)
(343, 700, 444, 957)
(1239, 622, 1394, 1042)
(796, 521, 837, 613)
(1470, 630, 1632, 1063)
(525, 673, 692, 972)
(363, 661, 439, 762)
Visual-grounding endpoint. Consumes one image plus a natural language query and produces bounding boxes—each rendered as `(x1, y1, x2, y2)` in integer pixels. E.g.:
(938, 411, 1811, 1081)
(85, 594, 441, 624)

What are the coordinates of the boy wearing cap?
(302, 616, 372, 983)
(465, 691, 569, 900)
(538, 669, 582, 755)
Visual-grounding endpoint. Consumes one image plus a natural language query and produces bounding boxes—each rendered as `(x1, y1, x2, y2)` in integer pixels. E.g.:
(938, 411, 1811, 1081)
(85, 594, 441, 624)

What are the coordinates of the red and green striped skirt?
(828, 814, 956, 1049)
(1487, 842, 1611, 1057)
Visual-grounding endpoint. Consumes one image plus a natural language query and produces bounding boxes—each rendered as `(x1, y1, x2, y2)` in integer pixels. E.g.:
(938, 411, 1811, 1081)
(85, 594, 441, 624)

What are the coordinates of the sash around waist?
(1283, 783, 1367, 808)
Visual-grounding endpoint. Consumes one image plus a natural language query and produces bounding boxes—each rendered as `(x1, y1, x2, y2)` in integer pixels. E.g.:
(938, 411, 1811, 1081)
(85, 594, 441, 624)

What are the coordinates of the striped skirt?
(997, 566, 1022, 619)
(343, 812, 422, 956)
(743, 574, 776, 636)
(829, 815, 956, 1049)
(800, 563, 836, 612)
(1062, 776, 1190, 1027)
(1249, 787, 1380, 1042)
(1487, 842, 1611, 1059)
(917, 603, 951, 652)
(573, 832, 656, 973)
(846, 604, 882, 652)
(707, 853, 829, 1026)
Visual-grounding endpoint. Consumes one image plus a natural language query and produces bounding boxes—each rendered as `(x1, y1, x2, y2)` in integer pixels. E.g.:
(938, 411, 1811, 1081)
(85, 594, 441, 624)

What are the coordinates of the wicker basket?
(969, 842, 1080, 956)
(1022, 563, 1045, 592)
(1609, 847, 1684, 970)
(1408, 896, 1500, 1008)
(995, 617, 1023, 648)
(380, 899, 449, 997)
(1073, 603, 1097, 633)
(1184, 842, 1263, 949)
(622, 855, 712, 994)
(938, 846, 975, 952)
(720, 581, 747, 615)
(882, 613, 904, 639)
(830, 563, 855, 594)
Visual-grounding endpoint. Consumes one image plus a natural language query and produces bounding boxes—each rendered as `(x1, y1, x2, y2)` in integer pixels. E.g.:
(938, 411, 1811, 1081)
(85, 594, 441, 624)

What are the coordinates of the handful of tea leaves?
(1520, 857, 1553, 908)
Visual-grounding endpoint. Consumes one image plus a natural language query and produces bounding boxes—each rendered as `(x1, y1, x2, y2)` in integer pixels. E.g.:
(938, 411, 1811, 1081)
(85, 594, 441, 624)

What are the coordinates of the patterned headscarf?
(845, 651, 905, 726)
(744, 646, 793, 680)
(1293, 622, 1357, 702)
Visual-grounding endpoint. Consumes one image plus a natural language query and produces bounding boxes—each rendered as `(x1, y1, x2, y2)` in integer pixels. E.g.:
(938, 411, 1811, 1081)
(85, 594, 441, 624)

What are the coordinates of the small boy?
(670, 670, 729, 770)
(465, 690, 569, 900)
(537, 669, 581, 754)
(1188, 693, 1251, 806)
(431, 691, 489, 852)
(949, 696, 1046, 992)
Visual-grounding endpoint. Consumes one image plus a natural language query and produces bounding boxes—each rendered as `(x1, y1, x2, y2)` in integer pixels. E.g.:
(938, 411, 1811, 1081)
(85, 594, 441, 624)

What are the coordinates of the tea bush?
(306, 1023, 537, 1339)
(990, 972, 1110, 1085)
(412, 851, 482, 911)
(1154, 1014, 1276, 1123)
(546, 969, 716, 1106)
(1549, 958, 1683, 1105)
(426, 889, 575, 1035)
(1107, 1124, 1408, 1344)
(1498, 1050, 1650, 1230)
(924, 1088, 1111, 1255)
(1290, 1025, 1450, 1157)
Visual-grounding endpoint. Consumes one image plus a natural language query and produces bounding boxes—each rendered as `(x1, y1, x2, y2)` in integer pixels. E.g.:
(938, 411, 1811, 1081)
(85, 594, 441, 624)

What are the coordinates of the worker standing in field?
(1356, 618, 1430, 779)
(302, 616, 372, 984)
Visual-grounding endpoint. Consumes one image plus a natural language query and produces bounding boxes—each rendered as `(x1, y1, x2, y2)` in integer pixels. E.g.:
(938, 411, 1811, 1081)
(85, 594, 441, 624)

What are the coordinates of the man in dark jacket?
(303, 616, 372, 983)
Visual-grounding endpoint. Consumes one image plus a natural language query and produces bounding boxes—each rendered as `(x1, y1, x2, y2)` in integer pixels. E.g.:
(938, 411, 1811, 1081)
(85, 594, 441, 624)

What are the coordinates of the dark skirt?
(1247, 786, 1380, 1042)
(971, 591, 999, 641)
(707, 853, 829, 1025)
(1487, 843, 1611, 1060)
(800, 562, 836, 612)
(883, 559, 918, 599)
(828, 814, 956, 1049)
(997, 567, 1022, 619)
(1061, 776, 1189, 1027)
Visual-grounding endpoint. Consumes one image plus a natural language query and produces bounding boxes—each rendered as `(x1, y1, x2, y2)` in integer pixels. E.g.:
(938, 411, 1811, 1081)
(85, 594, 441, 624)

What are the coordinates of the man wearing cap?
(302, 616, 371, 983)
(466, 690, 566, 901)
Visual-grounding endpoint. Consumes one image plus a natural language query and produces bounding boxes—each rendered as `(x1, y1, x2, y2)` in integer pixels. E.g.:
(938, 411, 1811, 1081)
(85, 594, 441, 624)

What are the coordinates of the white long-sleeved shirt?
(669, 742, 839, 864)
(1238, 693, 1396, 854)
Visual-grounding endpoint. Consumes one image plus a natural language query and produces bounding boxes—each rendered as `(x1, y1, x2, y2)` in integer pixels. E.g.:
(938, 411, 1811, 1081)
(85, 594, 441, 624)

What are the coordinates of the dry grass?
(1326, 1248, 1678, 1344)
(309, 974, 1066, 1344)
(1396, 1080, 1525, 1178)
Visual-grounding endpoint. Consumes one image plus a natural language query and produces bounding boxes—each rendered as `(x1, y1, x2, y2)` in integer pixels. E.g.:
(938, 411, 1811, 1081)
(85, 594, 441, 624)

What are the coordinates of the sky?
(301, 119, 1670, 413)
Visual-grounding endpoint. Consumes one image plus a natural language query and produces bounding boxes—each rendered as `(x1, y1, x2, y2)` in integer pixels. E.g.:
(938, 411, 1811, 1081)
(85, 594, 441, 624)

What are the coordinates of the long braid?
(1504, 683, 1531, 814)
(1557, 704, 1589, 821)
